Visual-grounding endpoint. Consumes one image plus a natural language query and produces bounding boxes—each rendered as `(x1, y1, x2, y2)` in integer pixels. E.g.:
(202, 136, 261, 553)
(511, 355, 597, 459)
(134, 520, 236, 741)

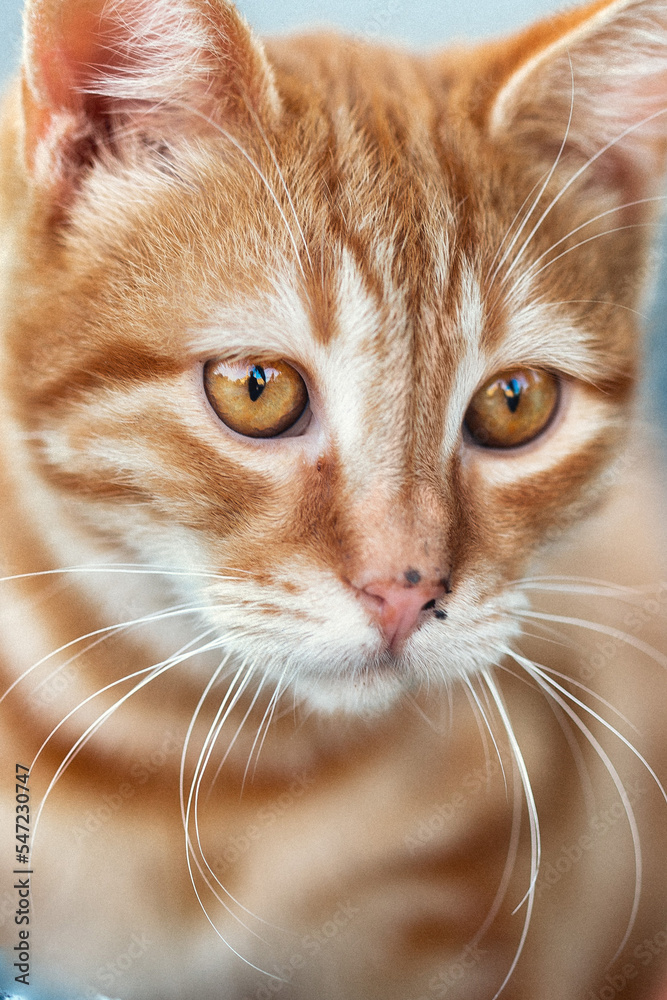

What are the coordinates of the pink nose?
(362, 577, 447, 652)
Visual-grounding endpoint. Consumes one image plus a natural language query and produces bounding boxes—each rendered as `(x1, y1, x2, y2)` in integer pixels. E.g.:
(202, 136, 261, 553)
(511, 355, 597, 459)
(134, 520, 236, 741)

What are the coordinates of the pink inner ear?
(35, 43, 84, 115)
(23, 1, 125, 163)
(21, 0, 280, 183)
(487, 0, 667, 196)
(29, 3, 109, 113)
(22, 0, 198, 172)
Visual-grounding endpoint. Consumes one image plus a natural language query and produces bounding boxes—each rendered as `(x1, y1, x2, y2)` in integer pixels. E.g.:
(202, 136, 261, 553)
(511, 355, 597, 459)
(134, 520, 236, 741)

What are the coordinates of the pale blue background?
(0, 0, 665, 420)
(0, 0, 593, 53)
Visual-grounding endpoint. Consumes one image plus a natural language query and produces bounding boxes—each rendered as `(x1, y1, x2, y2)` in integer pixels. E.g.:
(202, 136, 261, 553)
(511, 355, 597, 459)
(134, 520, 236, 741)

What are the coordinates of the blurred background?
(0, 0, 665, 422)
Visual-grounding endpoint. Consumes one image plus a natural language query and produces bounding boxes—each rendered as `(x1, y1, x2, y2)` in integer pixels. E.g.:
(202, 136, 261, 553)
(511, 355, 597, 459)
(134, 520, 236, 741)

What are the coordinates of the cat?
(0, 0, 666, 997)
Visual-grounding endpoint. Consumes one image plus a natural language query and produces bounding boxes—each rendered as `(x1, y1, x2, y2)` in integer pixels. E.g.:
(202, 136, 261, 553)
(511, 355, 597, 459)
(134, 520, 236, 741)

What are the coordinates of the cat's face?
(3, 0, 665, 710)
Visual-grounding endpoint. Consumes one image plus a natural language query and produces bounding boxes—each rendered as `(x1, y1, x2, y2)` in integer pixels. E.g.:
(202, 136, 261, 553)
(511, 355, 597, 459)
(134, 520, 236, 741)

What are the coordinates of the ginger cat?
(0, 0, 666, 998)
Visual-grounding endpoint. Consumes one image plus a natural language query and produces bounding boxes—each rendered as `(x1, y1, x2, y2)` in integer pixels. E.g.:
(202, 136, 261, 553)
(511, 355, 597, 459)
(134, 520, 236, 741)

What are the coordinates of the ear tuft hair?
(20, 0, 280, 187)
(489, 0, 667, 199)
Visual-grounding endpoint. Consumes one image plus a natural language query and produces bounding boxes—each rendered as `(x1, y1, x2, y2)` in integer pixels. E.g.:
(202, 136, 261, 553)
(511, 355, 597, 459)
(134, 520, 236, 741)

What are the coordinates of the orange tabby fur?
(0, 0, 666, 998)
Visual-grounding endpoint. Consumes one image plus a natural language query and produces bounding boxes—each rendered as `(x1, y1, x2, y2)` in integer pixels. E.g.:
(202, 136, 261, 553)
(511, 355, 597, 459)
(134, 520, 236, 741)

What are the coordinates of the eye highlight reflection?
(204, 359, 308, 438)
(464, 368, 560, 449)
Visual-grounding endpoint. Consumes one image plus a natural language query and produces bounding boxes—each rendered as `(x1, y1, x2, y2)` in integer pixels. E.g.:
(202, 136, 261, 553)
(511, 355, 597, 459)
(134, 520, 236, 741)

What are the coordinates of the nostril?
(358, 577, 448, 651)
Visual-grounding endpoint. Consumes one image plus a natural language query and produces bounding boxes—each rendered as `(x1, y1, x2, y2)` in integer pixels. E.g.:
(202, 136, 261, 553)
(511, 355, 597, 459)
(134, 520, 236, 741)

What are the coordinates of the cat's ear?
(487, 0, 667, 202)
(20, 0, 280, 187)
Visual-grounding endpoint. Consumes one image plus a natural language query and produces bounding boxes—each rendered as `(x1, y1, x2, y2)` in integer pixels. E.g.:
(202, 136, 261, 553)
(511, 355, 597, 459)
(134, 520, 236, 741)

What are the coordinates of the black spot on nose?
(421, 599, 436, 611)
(404, 569, 421, 585)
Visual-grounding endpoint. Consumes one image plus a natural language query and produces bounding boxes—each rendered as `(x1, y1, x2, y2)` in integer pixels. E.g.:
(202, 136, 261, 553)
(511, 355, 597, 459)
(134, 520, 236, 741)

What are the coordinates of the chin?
(292, 663, 413, 716)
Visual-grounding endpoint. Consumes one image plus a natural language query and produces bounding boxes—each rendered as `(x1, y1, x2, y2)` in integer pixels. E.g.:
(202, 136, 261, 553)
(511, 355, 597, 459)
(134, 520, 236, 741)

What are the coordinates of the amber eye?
(464, 368, 559, 449)
(204, 359, 308, 438)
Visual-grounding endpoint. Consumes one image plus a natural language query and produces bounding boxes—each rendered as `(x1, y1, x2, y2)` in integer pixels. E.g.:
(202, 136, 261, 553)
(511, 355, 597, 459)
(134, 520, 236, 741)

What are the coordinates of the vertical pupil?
(248, 365, 266, 402)
(504, 378, 522, 413)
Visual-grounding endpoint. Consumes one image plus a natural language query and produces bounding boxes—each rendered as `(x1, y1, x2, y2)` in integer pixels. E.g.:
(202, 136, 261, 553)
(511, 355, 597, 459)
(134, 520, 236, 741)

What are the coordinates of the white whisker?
(469, 754, 523, 953)
(482, 668, 540, 1000)
(508, 649, 655, 961)
(543, 298, 648, 320)
(1, 604, 210, 704)
(244, 102, 314, 276)
(544, 696, 597, 815)
(485, 171, 549, 280)
(508, 194, 666, 299)
(246, 671, 287, 788)
(487, 55, 575, 293)
(513, 574, 652, 587)
(516, 610, 667, 669)
(180, 661, 272, 930)
(202, 672, 267, 799)
(536, 665, 637, 731)
(32, 632, 226, 846)
(186, 106, 308, 282)
(508, 222, 658, 301)
(511, 652, 666, 804)
(180, 663, 288, 963)
(0, 563, 250, 584)
(464, 676, 508, 796)
(512, 576, 663, 605)
(30, 624, 220, 775)
(182, 659, 280, 928)
(30, 601, 208, 696)
(499, 103, 667, 289)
